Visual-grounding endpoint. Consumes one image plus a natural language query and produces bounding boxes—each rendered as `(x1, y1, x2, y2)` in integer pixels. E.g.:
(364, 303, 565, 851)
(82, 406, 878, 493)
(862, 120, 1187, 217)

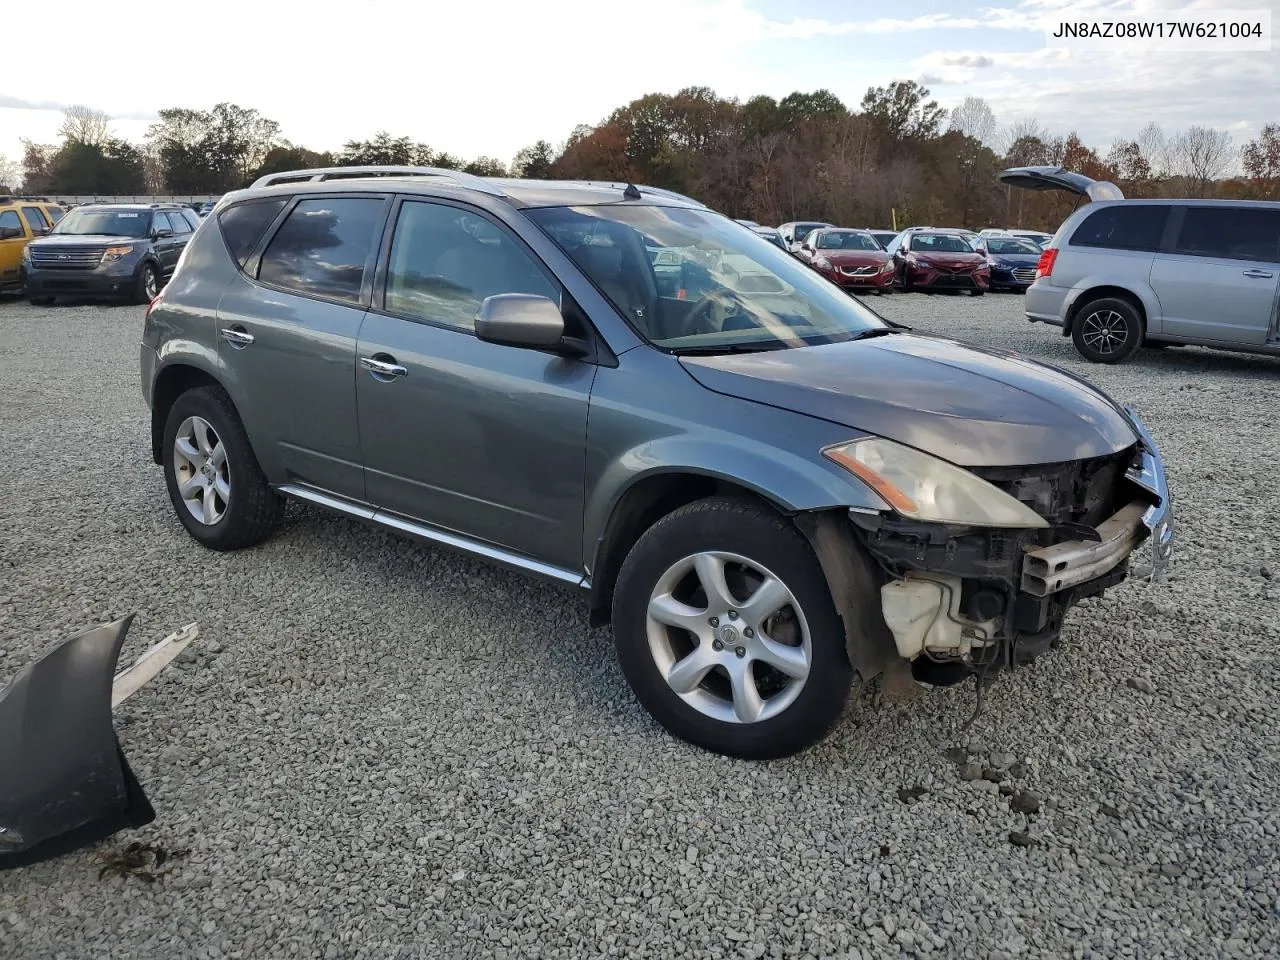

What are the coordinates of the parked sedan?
(973, 235, 1043, 292)
(884, 230, 990, 294)
(796, 228, 895, 294)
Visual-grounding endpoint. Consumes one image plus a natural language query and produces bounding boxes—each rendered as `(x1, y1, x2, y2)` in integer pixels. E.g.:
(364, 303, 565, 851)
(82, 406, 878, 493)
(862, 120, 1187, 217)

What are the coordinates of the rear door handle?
(360, 356, 408, 379)
(219, 328, 254, 346)
(1243, 269, 1275, 279)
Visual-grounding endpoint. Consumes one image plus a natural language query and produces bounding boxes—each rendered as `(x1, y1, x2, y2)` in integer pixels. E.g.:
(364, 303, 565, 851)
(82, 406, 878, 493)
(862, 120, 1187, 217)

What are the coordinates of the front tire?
(26, 295, 54, 306)
(970, 289, 985, 297)
(133, 263, 159, 305)
(612, 497, 855, 759)
(1072, 297, 1143, 364)
(162, 386, 283, 551)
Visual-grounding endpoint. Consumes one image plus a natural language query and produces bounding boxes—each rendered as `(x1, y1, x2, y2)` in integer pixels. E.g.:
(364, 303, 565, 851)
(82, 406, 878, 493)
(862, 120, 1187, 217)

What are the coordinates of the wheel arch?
(1063, 283, 1155, 338)
(149, 363, 224, 464)
(587, 472, 788, 627)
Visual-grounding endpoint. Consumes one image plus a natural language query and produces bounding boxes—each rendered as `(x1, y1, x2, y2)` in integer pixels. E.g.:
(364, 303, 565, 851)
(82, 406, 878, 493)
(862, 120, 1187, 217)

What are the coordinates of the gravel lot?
(2, 291, 1278, 960)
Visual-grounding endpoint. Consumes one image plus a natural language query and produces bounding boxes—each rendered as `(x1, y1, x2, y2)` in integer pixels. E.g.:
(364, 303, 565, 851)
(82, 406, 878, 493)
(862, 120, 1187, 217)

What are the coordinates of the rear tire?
(162, 386, 283, 551)
(1071, 297, 1143, 364)
(612, 496, 855, 759)
(26, 295, 54, 306)
(970, 289, 985, 297)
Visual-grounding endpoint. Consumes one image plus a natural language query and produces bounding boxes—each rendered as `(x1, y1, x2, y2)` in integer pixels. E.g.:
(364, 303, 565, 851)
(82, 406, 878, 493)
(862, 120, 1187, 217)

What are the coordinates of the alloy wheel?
(645, 551, 812, 724)
(1080, 309, 1129, 355)
(143, 267, 158, 300)
(172, 415, 230, 525)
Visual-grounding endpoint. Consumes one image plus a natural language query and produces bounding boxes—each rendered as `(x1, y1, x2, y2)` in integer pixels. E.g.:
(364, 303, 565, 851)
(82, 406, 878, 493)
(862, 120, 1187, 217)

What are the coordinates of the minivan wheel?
(1072, 297, 1143, 364)
(162, 386, 283, 551)
(612, 497, 854, 759)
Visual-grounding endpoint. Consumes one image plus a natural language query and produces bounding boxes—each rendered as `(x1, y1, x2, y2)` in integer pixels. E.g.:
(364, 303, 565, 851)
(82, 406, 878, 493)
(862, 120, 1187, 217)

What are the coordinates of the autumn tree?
(1242, 123, 1280, 199)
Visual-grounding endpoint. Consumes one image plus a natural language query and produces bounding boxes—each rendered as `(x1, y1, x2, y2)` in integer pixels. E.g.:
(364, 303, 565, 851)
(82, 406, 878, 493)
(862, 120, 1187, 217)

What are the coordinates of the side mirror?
(475, 294, 587, 357)
(153, 228, 173, 240)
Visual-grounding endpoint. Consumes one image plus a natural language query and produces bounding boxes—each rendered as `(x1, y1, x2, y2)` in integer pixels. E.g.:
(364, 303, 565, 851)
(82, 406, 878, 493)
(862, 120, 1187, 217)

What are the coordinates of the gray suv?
(141, 166, 1175, 758)
(1002, 166, 1280, 364)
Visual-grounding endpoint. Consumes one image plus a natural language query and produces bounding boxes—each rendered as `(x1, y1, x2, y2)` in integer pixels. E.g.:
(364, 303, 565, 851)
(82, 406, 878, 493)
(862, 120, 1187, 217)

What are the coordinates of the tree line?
(3, 88, 1278, 231)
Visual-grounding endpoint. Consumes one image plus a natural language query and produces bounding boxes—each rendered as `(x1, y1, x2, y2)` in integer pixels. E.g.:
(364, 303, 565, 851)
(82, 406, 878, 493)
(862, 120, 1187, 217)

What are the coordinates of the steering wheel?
(682, 290, 756, 337)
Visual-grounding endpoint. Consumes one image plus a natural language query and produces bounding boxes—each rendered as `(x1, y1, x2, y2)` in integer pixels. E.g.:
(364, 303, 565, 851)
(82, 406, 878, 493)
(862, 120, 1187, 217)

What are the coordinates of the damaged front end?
(0, 615, 155, 870)
(854, 408, 1174, 684)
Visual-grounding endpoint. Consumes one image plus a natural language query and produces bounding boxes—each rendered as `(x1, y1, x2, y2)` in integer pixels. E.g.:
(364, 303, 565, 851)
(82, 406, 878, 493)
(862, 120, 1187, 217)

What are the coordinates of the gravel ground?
(1, 291, 1278, 960)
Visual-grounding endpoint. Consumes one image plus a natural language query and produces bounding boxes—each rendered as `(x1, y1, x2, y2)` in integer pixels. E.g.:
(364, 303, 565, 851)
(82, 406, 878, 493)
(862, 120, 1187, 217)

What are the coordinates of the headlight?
(101, 245, 136, 263)
(879, 260, 895, 273)
(814, 257, 832, 269)
(823, 437, 1049, 528)
(21, 245, 31, 262)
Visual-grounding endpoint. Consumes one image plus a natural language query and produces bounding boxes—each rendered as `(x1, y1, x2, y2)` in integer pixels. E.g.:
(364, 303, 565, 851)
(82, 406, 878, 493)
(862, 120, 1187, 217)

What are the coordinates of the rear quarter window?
(217, 199, 288, 269)
(1069, 205, 1168, 252)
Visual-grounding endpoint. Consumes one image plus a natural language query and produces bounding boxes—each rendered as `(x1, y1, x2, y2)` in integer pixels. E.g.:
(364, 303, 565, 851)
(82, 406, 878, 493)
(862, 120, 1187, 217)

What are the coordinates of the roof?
(238, 167, 709, 212)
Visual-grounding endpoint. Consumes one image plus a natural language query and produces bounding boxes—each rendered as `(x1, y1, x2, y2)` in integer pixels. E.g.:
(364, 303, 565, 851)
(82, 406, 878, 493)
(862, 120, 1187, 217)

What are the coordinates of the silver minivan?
(1001, 166, 1280, 364)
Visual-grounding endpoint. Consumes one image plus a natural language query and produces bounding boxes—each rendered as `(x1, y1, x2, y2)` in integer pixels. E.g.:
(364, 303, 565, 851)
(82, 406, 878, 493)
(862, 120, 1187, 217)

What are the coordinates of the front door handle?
(219, 327, 254, 346)
(360, 356, 408, 379)
(1243, 269, 1275, 279)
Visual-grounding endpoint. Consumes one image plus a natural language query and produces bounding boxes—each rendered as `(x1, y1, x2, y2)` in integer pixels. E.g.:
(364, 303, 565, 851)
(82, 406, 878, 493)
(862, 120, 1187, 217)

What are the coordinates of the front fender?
(1063, 277, 1163, 336)
(583, 433, 886, 576)
(0, 616, 155, 869)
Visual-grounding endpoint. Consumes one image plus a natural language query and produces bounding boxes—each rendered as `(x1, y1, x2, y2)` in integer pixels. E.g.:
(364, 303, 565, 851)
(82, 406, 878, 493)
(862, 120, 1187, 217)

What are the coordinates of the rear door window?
(1070, 205, 1168, 252)
(218, 198, 287, 268)
(21, 207, 50, 232)
(258, 197, 384, 304)
(1173, 206, 1280, 262)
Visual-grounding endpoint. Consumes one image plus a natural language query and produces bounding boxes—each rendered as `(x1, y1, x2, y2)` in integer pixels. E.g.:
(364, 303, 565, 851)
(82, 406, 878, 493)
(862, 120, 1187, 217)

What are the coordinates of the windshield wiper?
(849, 327, 902, 340)
(670, 342, 789, 356)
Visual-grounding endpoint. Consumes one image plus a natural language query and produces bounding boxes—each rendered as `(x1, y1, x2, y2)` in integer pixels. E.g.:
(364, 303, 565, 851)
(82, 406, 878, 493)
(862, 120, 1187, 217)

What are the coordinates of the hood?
(30, 234, 138, 246)
(817, 250, 888, 267)
(999, 166, 1125, 201)
(679, 333, 1138, 467)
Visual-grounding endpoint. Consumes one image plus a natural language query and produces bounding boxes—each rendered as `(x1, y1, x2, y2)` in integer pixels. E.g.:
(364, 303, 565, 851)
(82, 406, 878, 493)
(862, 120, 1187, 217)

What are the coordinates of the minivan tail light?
(1035, 248, 1057, 279)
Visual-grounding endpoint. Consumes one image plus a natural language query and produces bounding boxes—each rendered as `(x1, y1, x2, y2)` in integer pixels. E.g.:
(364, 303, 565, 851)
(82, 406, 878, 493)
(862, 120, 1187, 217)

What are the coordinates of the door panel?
(355, 198, 594, 570)
(214, 195, 389, 499)
(1152, 206, 1280, 344)
(356, 313, 594, 568)
(1150, 256, 1278, 343)
(216, 278, 367, 497)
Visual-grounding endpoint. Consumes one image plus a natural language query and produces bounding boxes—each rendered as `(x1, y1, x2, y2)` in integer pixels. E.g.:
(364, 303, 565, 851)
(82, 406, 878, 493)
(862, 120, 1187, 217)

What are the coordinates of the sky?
(2, 0, 1276, 173)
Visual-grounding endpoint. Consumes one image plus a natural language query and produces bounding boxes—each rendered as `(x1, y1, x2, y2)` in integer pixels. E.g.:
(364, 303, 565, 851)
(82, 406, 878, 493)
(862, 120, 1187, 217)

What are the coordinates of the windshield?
(816, 231, 880, 251)
(530, 205, 887, 352)
(986, 238, 1041, 255)
(52, 209, 151, 238)
(910, 233, 974, 254)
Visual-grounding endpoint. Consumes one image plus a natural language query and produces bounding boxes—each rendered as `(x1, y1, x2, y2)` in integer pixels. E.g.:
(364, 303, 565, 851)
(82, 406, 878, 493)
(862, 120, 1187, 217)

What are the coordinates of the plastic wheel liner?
(0, 615, 155, 869)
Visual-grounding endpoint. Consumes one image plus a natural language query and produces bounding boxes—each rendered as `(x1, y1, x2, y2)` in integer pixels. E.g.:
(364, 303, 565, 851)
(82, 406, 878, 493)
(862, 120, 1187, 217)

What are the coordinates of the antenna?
(622, 183, 642, 200)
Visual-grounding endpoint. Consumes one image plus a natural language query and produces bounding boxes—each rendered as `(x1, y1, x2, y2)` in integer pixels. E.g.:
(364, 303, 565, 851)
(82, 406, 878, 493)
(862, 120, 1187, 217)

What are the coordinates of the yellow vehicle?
(0, 197, 66, 293)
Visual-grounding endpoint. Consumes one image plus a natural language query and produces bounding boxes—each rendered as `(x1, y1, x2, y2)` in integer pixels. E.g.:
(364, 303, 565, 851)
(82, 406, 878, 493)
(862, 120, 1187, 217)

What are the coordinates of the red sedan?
(795, 228, 896, 294)
(887, 230, 990, 295)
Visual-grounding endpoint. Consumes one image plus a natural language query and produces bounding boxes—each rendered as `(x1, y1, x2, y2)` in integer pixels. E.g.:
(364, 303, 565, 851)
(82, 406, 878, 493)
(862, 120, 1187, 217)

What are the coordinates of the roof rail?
(250, 166, 507, 197)
(2, 195, 56, 203)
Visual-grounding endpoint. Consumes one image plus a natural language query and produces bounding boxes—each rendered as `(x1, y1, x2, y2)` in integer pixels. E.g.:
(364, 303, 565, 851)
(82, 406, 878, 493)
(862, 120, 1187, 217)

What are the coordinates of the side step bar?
(277, 484, 589, 589)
